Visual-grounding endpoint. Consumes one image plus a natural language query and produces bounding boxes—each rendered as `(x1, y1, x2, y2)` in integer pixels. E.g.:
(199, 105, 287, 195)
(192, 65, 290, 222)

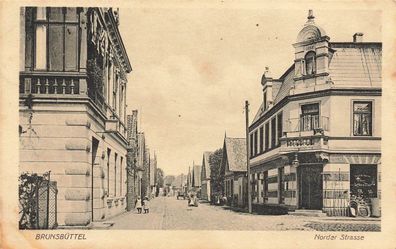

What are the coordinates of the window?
(265, 122, 269, 150)
(353, 102, 372, 136)
(350, 165, 377, 198)
(254, 130, 258, 156)
(305, 51, 316, 75)
(277, 113, 283, 145)
(114, 153, 118, 196)
(263, 91, 267, 111)
(249, 133, 254, 157)
(107, 148, 111, 196)
(301, 103, 319, 131)
(120, 157, 123, 196)
(271, 118, 276, 148)
(259, 126, 264, 153)
(33, 7, 79, 71)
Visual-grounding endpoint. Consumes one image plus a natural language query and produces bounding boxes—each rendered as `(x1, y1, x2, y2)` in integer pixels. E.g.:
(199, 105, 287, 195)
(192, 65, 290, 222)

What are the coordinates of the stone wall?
(19, 102, 127, 226)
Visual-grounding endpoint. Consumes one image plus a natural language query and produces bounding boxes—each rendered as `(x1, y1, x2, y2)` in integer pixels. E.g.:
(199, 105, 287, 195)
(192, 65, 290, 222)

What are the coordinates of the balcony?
(20, 71, 127, 139)
(19, 71, 111, 115)
(285, 115, 329, 136)
(280, 116, 329, 152)
(20, 71, 86, 96)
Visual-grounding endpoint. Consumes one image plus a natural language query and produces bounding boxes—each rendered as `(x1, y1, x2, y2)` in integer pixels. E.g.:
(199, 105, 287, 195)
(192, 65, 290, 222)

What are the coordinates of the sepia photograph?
(1, 1, 396, 249)
(17, 6, 382, 231)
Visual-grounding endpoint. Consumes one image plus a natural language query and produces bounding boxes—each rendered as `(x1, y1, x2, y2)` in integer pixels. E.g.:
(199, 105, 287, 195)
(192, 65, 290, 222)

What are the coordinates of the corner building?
(19, 7, 132, 226)
(248, 11, 381, 216)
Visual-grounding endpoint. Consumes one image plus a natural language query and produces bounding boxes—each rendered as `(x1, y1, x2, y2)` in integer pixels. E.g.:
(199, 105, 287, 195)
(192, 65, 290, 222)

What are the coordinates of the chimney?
(353, 33, 364, 43)
(261, 67, 274, 111)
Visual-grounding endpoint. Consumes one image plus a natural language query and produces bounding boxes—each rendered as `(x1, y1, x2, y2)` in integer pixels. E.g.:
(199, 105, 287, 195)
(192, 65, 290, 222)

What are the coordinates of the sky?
(118, 6, 381, 176)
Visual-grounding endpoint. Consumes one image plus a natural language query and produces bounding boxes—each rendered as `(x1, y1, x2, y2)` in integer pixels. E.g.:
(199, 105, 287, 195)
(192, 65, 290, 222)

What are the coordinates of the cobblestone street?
(107, 197, 380, 231)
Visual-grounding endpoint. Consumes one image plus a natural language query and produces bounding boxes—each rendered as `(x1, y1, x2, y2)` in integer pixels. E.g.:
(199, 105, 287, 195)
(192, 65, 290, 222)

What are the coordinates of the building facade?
(200, 152, 212, 201)
(248, 10, 381, 216)
(19, 7, 133, 226)
(222, 137, 247, 207)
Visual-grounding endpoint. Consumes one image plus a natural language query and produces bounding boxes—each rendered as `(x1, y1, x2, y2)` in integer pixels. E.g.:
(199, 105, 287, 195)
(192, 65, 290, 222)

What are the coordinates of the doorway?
(298, 165, 323, 209)
(91, 137, 99, 221)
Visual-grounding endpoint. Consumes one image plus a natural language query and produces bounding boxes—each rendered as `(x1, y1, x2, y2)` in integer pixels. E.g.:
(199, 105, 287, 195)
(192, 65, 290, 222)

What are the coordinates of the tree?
(209, 148, 224, 194)
(156, 168, 164, 188)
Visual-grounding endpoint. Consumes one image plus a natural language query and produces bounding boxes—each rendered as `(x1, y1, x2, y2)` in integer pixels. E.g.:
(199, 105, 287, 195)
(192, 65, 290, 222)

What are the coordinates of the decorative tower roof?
(296, 10, 328, 43)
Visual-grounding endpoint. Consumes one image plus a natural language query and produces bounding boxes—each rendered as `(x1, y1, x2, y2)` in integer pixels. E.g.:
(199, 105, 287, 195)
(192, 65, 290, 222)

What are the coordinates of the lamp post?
(245, 100, 252, 213)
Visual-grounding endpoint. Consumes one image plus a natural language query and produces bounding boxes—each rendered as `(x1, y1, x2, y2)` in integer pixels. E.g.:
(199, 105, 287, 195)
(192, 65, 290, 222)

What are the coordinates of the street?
(107, 197, 380, 231)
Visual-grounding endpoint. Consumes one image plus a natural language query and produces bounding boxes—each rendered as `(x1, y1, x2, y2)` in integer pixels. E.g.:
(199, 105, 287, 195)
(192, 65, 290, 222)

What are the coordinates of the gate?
(38, 180, 58, 229)
(19, 171, 58, 229)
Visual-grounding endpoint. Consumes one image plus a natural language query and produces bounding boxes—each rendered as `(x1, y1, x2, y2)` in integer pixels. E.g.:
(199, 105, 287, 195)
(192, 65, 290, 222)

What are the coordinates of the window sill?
(293, 72, 329, 81)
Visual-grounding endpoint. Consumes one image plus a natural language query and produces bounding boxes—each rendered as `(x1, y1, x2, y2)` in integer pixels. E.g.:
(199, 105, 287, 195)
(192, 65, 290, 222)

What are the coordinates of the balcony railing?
(20, 71, 127, 139)
(285, 115, 329, 133)
(280, 116, 329, 152)
(19, 72, 86, 96)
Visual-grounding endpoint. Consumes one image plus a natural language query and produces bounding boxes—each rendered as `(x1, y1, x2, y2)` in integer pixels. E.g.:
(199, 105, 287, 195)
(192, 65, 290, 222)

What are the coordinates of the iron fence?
(19, 171, 58, 229)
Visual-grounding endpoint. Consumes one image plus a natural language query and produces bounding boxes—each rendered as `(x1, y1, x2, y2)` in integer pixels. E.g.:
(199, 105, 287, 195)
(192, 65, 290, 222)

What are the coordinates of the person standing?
(143, 197, 150, 213)
(135, 196, 142, 214)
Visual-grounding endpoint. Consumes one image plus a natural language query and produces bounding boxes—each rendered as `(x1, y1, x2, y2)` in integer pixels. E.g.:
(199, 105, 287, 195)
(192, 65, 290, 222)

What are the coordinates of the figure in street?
(135, 196, 142, 214)
(143, 197, 150, 213)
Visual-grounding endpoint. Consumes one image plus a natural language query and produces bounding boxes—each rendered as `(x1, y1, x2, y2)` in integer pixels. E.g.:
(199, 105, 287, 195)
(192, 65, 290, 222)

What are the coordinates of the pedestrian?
(143, 196, 150, 213)
(135, 196, 142, 214)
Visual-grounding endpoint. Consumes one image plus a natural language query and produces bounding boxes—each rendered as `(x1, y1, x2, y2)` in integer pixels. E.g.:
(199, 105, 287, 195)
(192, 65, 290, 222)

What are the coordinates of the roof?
(201, 151, 212, 180)
(251, 42, 381, 126)
(328, 43, 381, 87)
(223, 137, 247, 172)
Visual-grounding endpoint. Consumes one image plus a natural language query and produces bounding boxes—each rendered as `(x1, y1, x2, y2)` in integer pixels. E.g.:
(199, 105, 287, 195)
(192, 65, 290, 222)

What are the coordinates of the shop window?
(353, 102, 372, 136)
(263, 171, 268, 203)
(305, 51, 316, 75)
(301, 103, 319, 131)
(278, 168, 285, 204)
(350, 165, 377, 200)
(33, 7, 79, 71)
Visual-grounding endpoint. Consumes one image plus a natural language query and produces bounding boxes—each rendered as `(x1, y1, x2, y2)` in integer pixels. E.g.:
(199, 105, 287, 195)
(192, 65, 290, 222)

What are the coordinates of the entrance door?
(298, 165, 323, 209)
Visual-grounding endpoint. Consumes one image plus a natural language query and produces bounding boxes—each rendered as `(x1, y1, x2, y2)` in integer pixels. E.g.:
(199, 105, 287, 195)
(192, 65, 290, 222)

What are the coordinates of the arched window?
(305, 51, 316, 75)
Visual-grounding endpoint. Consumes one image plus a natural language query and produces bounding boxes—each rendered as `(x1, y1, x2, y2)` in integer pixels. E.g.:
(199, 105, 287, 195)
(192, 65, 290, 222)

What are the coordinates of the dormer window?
(305, 51, 316, 75)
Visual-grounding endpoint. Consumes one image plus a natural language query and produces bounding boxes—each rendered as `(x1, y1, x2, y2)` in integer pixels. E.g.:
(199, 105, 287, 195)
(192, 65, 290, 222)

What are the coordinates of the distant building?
(248, 10, 381, 216)
(187, 166, 192, 190)
(136, 132, 146, 198)
(141, 145, 151, 198)
(222, 137, 247, 207)
(149, 153, 157, 196)
(200, 152, 213, 201)
(19, 7, 132, 227)
(192, 164, 202, 189)
(126, 110, 139, 210)
(174, 173, 187, 188)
